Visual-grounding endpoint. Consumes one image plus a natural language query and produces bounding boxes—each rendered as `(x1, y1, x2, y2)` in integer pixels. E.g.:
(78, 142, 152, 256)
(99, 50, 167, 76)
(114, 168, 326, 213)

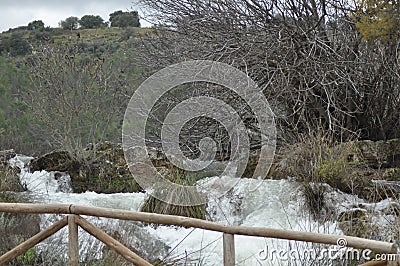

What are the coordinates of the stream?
(8, 155, 399, 265)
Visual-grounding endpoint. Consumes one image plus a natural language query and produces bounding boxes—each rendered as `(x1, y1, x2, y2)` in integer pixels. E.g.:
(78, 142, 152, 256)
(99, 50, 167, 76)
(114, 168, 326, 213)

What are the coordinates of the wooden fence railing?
(0, 203, 398, 266)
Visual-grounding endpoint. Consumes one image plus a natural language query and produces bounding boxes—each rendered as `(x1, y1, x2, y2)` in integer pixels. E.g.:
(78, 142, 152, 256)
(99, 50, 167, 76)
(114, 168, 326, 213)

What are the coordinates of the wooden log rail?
(0, 203, 398, 265)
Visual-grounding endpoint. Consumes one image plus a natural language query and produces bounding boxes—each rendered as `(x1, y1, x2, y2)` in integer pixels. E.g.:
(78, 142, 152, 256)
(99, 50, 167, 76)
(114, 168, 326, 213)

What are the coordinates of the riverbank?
(1, 138, 400, 264)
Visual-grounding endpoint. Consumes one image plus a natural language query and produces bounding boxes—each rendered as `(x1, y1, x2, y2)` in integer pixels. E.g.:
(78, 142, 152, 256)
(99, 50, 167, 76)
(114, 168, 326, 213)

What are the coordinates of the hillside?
(0, 26, 151, 56)
(0, 26, 149, 155)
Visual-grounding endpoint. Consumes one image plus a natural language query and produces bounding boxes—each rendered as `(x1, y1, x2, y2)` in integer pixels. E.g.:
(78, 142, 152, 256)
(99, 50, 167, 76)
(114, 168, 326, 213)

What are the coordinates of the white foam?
(9, 155, 399, 265)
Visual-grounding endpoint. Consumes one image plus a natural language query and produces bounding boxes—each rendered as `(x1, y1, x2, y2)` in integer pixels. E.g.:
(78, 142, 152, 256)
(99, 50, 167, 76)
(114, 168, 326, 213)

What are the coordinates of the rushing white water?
(8, 155, 399, 265)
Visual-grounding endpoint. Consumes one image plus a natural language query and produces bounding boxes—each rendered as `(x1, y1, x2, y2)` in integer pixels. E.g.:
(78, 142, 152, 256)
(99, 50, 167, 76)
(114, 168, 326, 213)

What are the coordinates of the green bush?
(8, 33, 32, 56)
(0, 57, 35, 154)
(301, 183, 328, 221)
(317, 157, 347, 185)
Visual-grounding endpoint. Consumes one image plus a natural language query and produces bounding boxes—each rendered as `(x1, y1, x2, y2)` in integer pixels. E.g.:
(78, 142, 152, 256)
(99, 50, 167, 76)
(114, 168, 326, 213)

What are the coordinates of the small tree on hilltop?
(109, 10, 123, 24)
(27, 20, 45, 31)
(109, 10, 140, 27)
(59, 16, 79, 30)
(79, 15, 106, 29)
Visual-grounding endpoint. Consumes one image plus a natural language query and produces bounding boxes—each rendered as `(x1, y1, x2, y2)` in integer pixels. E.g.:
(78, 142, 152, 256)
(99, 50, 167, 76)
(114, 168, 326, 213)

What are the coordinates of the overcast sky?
(0, 0, 151, 32)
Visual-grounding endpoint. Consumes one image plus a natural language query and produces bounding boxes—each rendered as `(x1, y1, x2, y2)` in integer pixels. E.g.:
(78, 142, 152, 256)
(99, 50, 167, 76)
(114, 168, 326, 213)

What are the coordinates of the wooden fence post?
(68, 214, 79, 266)
(223, 233, 235, 266)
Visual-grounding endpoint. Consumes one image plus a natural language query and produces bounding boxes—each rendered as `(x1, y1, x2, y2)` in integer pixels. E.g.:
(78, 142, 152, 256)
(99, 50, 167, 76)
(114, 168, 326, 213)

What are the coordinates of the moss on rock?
(29, 142, 142, 193)
(69, 142, 142, 193)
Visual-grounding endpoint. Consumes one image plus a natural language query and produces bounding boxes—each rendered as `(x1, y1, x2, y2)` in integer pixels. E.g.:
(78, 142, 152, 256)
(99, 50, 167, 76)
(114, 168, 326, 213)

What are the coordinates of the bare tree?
(134, 0, 400, 141)
(25, 44, 130, 160)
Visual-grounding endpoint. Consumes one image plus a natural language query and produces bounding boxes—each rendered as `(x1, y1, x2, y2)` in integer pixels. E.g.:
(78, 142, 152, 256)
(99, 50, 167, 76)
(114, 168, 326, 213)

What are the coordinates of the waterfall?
(7, 155, 398, 265)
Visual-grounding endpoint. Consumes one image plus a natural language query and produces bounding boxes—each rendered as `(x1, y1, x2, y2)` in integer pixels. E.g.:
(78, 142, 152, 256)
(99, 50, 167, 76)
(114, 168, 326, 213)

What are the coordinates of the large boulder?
(28, 143, 142, 193)
(140, 194, 207, 219)
(28, 140, 268, 196)
(29, 150, 79, 172)
(69, 142, 143, 193)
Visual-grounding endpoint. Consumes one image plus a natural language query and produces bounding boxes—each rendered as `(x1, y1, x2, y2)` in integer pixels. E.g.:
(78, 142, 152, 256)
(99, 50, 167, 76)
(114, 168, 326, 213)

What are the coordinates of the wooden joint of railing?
(74, 215, 152, 266)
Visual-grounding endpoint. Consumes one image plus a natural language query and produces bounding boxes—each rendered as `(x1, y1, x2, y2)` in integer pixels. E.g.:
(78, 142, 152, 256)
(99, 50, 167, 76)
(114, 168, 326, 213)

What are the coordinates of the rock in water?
(29, 150, 79, 172)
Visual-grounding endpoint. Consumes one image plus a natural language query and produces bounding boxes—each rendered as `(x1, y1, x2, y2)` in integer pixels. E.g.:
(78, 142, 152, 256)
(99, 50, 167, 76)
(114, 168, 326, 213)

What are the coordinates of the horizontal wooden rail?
(0, 203, 397, 255)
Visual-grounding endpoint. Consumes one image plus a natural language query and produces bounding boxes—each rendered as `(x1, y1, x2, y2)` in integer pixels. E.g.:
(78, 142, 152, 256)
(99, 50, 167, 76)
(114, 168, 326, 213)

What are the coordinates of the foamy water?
(8, 155, 398, 265)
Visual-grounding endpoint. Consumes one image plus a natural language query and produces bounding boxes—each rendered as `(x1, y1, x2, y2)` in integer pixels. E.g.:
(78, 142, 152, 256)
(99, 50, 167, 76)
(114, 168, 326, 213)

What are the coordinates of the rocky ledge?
(28, 142, 231, 195)
(271, 138, 400, 202)
(26, 138, 400, 202)
(29, 143, 142, 193)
